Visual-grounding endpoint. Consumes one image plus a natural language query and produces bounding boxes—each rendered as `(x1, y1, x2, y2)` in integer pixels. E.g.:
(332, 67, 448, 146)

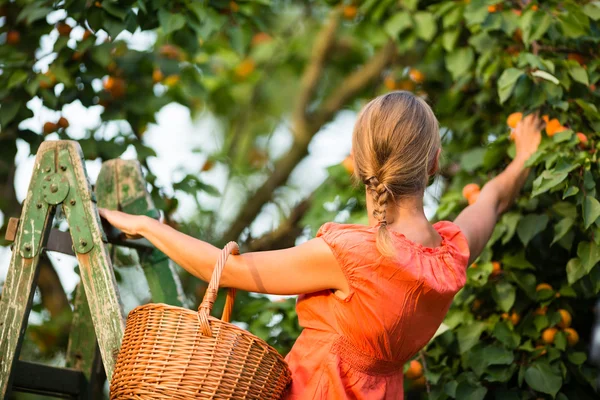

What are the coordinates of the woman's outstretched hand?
(513, 113, 543, 160)
(98, 208, 146, 239)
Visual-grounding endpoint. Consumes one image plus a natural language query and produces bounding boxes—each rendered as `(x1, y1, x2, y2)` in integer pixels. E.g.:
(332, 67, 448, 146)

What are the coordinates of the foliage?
(1, 0, 600, 398)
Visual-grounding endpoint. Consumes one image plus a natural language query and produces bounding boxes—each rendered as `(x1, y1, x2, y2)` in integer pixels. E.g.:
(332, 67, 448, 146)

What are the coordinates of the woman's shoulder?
(316, 222, 373, 237)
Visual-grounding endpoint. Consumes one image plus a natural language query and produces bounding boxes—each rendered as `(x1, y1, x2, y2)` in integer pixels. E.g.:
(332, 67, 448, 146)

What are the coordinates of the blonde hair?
(351, 91, 440, 257)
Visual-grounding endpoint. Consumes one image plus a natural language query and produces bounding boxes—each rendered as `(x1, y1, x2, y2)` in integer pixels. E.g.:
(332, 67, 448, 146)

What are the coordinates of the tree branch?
(246, 197, 312, 252)
(313, 40, 396, 128)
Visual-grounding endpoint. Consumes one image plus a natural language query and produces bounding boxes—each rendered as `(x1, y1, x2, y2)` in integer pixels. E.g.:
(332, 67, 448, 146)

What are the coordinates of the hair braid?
(365, 176, 395, 257)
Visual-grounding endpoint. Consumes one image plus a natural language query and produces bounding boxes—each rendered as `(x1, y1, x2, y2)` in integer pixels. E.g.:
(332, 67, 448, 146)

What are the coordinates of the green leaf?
(524, 363, 562, 397)
(457, 321, 487, 353)
(455, 382, 487, 400)
(442, 29, 460, 52)
(578, 241, 600, 273)
(553, 201, 577, 219)
(446, 47, 475, 80)
(460, 147, 486, 172)
(102, 2, 128, 20)
(552, 217, 574, 245)
(498, 68, 524, 103)
(521, 11, 552, 43)
(569, 64, 589, 86)
(567, 352, 587, 365)
(563, 186, 579, 199)
(493, 321, 521, 348)
(532, 171, 568, 197)
(583, 196, 600, 229)
(584, 2, 600, 20)
(8, 71, 28, 89)
(158, 10, 186, 34)
(517, 214, 549, 246)
(0, 103, 20, 127)
(413, 12, 437, 41)
(501, 212, 521, 245)
(532, 70, 559, 85)
(566, 258, 586, 284)
(384, 12, 412, 37)
(492, 282, 516, 312)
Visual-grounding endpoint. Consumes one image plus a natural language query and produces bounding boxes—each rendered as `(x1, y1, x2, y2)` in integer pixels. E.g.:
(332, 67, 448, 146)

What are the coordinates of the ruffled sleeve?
(316, 222, 358, 301)
(433, 221, 470, 269)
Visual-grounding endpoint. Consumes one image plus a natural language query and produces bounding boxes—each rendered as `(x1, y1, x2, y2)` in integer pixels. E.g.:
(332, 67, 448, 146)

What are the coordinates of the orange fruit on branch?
(7, 30, 20, 45)
(462, 183, 480, 200)
(536, 283, 553, 292)
(235, 59, 256, 79)
(163, 74, 180, 87)
(507, 112, 523, 129)
(409, 69, 425, 84)
(57, 22, 72, 37)
(510, 312, 520, 325)
(405, 360, 423, 380)
(251, 32, 272, 46)
(343, 5, 358, 20)
(159, 44, 181, 60)
(104, 76, 126, 98)
(558, 309, 572, 329)
(541, 327, 558, 344)
(43, 122, 58, 135)
(564, 328, 579, 346)
(491, 261, 502, 276)
(576, 132, 588, 149)
(534, 306, 547, 316)
(152, 68, 164, 83)
(342, 155, 354, 175)
(57, 117, 69, 129)
(545, 119, 567, 137)
(384, 76, 396, 90)
(567, 53, 585, 65)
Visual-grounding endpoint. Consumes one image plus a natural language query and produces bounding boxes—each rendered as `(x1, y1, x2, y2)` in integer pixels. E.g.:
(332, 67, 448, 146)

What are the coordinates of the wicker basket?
(110, 242, 292, 399)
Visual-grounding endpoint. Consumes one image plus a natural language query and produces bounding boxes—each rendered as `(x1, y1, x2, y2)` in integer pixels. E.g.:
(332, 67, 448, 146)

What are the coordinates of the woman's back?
(284, 221, 469, 399)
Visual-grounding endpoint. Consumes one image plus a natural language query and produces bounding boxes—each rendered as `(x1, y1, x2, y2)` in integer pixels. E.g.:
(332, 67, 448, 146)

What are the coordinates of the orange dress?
(283, 221, 469, 399)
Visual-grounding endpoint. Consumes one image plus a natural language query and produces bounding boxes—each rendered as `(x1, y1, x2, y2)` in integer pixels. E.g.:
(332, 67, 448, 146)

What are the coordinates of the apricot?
(405, 360, 423, 380)
(342, 155, 354, 175)
(57, 117, 69, 129)
(384, 76, 396, 90)
(251, 32, 272, 46)
(564, 328, 579, 346)
(491, 261, 502, 276)
(343, 5, 358, 20)
(43, 122, 58, 135)
(152, 68, 164, 84)
(462, 183, 480, 200)
(409, 69, 425, 84)
(7, 30, 20, 45)
(57, 22, 72, 37)
(467, 191, 479, 205)
(558, 309, 572, 329)
(545, 119, 567, 137)
(541, 327, 557, 344)
(536, 283, 553, 292)
(507, 112, 523, 129)
(235, 59, 255, 78)
(577, 132, 588, 149)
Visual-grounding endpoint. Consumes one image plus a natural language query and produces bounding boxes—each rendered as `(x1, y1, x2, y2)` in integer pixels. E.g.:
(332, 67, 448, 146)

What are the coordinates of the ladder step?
(12, 360, 88, 397)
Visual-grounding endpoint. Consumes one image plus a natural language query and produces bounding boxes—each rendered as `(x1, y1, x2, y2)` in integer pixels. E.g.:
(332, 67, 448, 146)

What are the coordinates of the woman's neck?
(366, 194, 427, 227)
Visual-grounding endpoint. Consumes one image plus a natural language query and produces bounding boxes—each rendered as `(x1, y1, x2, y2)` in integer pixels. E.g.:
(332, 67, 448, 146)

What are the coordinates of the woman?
(100, 91, 542, 398)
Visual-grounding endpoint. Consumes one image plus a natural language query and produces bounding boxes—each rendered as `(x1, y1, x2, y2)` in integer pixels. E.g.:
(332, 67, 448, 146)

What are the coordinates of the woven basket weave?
(110, 242, 292, 399)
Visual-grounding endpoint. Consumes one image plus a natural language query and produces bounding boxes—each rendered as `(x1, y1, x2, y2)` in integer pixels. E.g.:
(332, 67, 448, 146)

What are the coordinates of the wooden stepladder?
(0, 141, 186, 398)
(96, 159, 186, 307)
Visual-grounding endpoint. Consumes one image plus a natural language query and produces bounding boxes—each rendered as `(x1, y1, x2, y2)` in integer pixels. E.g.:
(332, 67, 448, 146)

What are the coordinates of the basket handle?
(198, 241, 239, 336)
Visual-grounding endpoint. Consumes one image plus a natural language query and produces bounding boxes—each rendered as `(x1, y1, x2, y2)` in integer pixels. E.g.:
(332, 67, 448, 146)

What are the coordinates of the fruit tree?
(1, 0, 599, 398)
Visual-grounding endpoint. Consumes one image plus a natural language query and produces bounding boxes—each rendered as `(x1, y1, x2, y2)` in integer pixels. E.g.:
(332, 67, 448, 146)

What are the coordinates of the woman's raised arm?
(454, 113, 543, 264)
(99, 208, 348, 296)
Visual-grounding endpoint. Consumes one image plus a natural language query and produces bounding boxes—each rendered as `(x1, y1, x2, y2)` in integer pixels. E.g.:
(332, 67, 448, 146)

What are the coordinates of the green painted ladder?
(0, 141, 185, 399)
